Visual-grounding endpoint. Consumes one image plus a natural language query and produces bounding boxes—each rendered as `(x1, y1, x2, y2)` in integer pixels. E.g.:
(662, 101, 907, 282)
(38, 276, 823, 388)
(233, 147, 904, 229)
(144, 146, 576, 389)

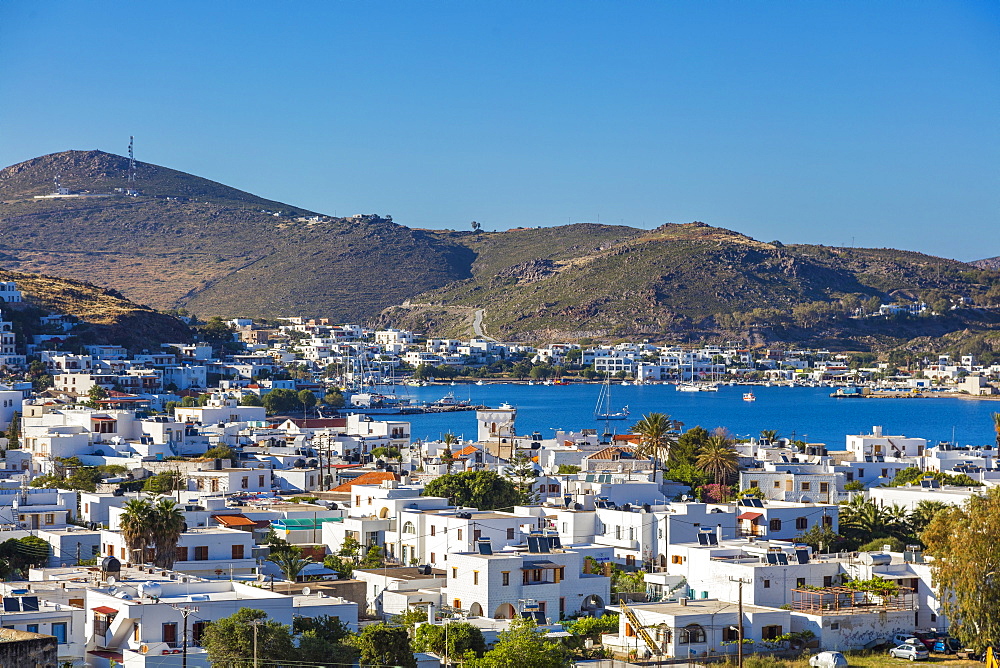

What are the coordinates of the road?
(472, 308, 496, 341)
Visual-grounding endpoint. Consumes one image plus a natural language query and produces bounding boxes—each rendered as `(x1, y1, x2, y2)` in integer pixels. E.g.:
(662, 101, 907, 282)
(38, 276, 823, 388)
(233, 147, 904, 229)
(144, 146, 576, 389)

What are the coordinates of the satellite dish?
(108, 585, 118, 594)
(302, 586, 311, 596)
(107, 576, 117, 585)
(681, 495, 689, 502)
(544, 465, 558, 476)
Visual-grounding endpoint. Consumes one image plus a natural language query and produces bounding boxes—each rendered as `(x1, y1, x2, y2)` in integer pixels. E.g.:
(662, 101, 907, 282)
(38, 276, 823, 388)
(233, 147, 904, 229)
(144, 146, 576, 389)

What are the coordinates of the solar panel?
(20, 596, 38, 611)
(477, 540, 493, 555)
(526, 536, 540, 553)
(2, 598, 19, 612)
(765, 553, 778, 564)
(775, 554, 788, 565)
(795, 549, 810, 564)
(706, 533, 718, 545)
(536, 536, 551, 553)
(548, 536, 562, 550)
(697, 533, 710, 545)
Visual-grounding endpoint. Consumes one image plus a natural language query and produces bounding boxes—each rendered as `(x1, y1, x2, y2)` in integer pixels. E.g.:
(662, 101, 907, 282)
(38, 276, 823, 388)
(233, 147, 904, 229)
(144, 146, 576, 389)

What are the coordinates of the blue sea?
(386, 384, 999, 449)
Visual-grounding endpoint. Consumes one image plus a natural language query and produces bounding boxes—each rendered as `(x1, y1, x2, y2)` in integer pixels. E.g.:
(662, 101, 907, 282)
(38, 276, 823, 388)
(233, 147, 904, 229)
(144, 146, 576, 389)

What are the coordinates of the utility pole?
(168, 604, 199, 668)
(250, 618, 261, 668)
(729, 577, 751, 668)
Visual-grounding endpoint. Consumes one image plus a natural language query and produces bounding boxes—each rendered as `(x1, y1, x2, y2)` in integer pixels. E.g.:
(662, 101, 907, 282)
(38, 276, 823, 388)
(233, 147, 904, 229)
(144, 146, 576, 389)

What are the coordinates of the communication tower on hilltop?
(126, 136, 138, 195)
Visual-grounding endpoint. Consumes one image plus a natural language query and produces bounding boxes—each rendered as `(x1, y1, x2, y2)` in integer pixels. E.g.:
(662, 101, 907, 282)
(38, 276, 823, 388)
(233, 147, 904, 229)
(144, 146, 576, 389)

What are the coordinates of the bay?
(384, 384, 1000, 449)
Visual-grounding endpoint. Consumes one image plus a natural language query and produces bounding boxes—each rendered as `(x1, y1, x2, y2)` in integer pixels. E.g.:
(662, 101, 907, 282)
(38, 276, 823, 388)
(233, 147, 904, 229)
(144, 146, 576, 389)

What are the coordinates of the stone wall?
(0, 628, 58, 668)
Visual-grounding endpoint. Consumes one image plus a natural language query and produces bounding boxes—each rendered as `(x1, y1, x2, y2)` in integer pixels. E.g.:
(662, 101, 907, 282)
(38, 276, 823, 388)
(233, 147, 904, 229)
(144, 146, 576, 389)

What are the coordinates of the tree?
(466, 616, 569, 668)
(262, 388, 300, 415)
(993, 412, 1000, 448)
(505, 451, 539, 504)
(150, 498, 185, 568)
(631, 413, 675, 474)
(239, 393, 263, 407)
(269, 550, 314, 581)
(413, 621, 487, 658)
(351, 622, 416, 668)
(204, 444, 237, 461)
(5, 411, 20, 449)
(422, 471, 520, 511)
(142, 471, 183, 494)
(909, 500, 948, 535)
(339, 535, 362, 558)
(557, 464, 580, 474)
(696, 432, 739, 490)
(201, 608, 297, 668)
(323, 554, 355, 579)
(0, 536, 51, 578)
(323, 389, 346, 408)
(86, 385, 109, 408)
(298, 389, 317, 413)
(359, 544, 385, 569)
(120, 499, 153, 564)
(294, 615, 357, 665)
(838, 496, 912, 548)
(923, 486, 1000, 651)
(795, 523, 848, 554)
(759, 429, 778, 444)
(471, 220, 481, 232)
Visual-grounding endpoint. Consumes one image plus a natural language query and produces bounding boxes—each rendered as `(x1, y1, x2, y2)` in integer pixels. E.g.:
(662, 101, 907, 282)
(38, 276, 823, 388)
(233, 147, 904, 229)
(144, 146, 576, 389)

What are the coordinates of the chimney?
(427, 602, 436, 624)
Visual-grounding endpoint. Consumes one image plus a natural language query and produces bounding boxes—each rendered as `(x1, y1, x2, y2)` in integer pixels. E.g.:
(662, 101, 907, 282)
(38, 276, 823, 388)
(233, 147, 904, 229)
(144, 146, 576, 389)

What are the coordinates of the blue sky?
(1, 1, 997, 260)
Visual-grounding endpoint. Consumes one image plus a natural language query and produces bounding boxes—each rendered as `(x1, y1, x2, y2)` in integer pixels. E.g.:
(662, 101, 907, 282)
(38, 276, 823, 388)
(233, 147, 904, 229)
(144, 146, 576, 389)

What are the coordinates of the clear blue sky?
(2, 1, 997, 260)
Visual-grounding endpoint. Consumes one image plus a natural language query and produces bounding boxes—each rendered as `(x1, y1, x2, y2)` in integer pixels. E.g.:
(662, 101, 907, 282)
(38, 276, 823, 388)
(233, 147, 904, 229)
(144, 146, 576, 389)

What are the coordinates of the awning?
(521, 561, 562, 570)
(273, 517, 343, 530)
(213, 514, 257, 527)
(92, 606, 118, 615)
(737, 512, 763, 521)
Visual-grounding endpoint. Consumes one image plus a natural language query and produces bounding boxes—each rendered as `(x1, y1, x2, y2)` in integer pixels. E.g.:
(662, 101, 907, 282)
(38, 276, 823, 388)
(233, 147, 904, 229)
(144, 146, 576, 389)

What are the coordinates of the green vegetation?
(422, 470, 521, 511)
(889, 467, 982, 487)
(119, 498, 185, 568)
(0, 536, 51, 577)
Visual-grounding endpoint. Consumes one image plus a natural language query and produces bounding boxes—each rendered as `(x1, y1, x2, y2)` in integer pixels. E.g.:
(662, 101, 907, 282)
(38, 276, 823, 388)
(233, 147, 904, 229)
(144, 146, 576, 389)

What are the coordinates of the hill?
(0, 151, 472, 320)
(3, 150, 999, 350)
(379, 223, 1000, 348)
(972, 256, 1000, 270)
(0, 269, 191, 351)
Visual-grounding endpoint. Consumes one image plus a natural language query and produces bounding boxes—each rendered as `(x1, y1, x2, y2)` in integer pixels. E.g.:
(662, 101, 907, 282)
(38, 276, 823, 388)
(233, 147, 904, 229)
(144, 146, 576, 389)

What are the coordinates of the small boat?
(475, 380, 485, 386)
(432, 392, 470, 408)
(743, 392, 756, 402)
(675, 383, 701, 392)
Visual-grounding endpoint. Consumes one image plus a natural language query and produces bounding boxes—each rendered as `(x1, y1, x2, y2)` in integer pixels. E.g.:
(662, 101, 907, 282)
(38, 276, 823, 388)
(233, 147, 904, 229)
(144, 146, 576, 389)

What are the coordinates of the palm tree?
(150, 498, 186, 569)
(839, 496, 911, 546)
(909, 500, 948, 535)
(120, 499, 153, 564)
(631, 413, 675, 474)
(441, 432, 457, 474)
(696, 437, 739, 488)
(760, 429, 779, 444)
(269, 550, 314, 582)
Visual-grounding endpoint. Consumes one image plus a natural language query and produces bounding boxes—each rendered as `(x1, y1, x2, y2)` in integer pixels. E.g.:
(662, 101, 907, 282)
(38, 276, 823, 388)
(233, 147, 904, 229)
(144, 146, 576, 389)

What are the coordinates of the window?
(679, 624, 706, 644)
(796, 577, 806, 587)
(773, 480, 780, 488)
(502, 571, 510, 586)
(723, 626, 739, 641)
(241, 476, 249, 489)
(431, 526, 436, 536)
(232, 545, 244, 559)
(830, 622, 840, 630)
(671, 554, 684, 564)
(258, 475, 265, 487)
(163, 622, 178, 647)
(474, 529, 482, 541)
(403, 521, 416, 534)
(761, 625, 783, 641)
(859, 468, 865, 477)
(506, 527, 515, 539)
(846, 472, 854, 482)
(533, 569, 542, 582)
(615, 526, 621, 540)
(763, 579, 770, 588)
(26, 624, 38, 633)
(822, 515, 833, 526)
(823, 576, 833, 587)
(795, 517, 808, 530)
(452, 568, 457, 579)
(44, 513, 55, 525)
(749, 480, 758, 488)
(820, 482, 829, 493)
(194, 546, 209, 561)
(882, 469, 889, 478)
(800, 482, 811, 491)
(473, 571, 479, 585)
(193, 621, 209, 646)
(52, 623, 67, 644)
(769, 519, 782, 532)
(430, 552, 436, 563)
(176, 546, 188, 562)
(523, 571, 529, 585)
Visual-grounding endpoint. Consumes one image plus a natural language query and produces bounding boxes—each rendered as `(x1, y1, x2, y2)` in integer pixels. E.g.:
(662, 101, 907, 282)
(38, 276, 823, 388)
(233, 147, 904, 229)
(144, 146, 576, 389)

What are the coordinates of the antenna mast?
(126, 136, 137, 195)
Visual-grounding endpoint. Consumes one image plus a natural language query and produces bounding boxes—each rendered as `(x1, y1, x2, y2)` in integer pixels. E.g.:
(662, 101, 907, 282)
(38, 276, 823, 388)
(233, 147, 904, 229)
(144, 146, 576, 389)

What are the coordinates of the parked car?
(889, 643, 930, 661)
(892, 634, 922, 646)
(809, 651, 849, 668)
(933, 637, 961, 654)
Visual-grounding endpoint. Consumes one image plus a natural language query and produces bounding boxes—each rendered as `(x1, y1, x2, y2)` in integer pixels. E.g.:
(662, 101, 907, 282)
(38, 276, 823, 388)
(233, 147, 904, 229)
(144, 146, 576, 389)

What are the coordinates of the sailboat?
(594, 377, 630, 420)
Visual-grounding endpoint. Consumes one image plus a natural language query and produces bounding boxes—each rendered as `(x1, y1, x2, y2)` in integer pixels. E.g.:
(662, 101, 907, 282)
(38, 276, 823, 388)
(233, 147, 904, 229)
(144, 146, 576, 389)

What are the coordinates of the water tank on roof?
(138, 582, 162, 599)
(859, 552, 892, 566)
(101, 556, 121, 574)
(293, 459, 306, 468)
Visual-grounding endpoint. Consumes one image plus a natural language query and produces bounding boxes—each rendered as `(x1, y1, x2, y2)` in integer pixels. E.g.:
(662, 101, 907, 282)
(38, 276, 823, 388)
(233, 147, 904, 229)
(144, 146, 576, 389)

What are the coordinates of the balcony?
(596, 536, 639, 550)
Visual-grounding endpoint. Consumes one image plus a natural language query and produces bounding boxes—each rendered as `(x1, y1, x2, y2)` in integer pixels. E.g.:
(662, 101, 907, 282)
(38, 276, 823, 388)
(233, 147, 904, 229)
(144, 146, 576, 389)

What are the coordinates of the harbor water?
(382, 384, 1000, 449)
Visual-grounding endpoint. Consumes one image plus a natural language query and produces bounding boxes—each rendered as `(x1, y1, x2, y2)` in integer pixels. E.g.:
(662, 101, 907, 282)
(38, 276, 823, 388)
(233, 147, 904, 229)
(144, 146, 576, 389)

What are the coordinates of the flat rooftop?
(353, 567, 445, 580)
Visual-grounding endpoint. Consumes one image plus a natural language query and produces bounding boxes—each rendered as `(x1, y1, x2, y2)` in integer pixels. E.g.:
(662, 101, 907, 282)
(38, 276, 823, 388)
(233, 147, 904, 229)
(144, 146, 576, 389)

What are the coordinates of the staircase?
(620, 601, 659, 656)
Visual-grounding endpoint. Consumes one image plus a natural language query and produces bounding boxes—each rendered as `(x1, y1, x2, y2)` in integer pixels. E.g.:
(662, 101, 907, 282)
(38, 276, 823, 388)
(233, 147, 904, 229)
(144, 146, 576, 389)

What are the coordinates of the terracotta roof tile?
(331, 471, 398, 492)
